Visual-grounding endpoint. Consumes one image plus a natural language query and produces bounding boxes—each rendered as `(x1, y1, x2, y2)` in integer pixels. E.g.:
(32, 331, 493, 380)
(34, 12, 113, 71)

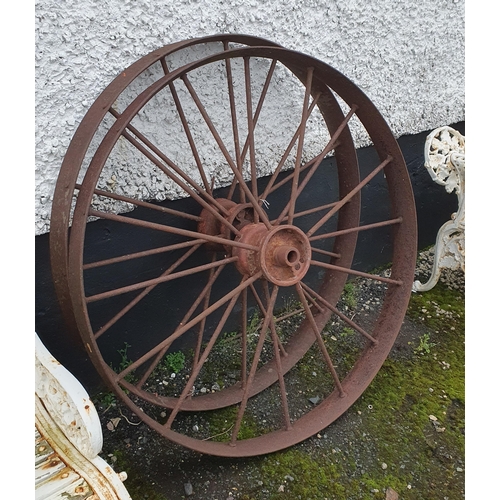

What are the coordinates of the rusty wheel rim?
(58, 40, 416, 457)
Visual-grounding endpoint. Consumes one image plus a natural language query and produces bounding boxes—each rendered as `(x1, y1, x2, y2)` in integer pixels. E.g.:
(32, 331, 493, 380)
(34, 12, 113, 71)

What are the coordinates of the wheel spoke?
(310, 246, 341, 260)
(192, 258, 218, 368)
(86, 251, 238, 303)
(80, 183, 201, 222)
(94, 243, 202, 340)
(306, 155, 392, 238)
(240, 287, 248, 388)
(309, 217, 403, 242)
(136, 257, 227, 388)
(115, 272, 262, 382)
(287, 66, 314, 225)
(160, 57, 214, 195)
(83, 239, 205, 271)
(223, 42, 245, 203)
(300, 283, 378, 345)
(87, 209, 259, 252)
(164, 279, 245, 428)
(275, 105, 359, 226)
(262, 282, 292, 430)
(181, 72, 272, 229)
(309, 259, 403, 286)
(244, 57, 259, 213)
(296, 283, 346, 397)
(230, 284, 279, 444)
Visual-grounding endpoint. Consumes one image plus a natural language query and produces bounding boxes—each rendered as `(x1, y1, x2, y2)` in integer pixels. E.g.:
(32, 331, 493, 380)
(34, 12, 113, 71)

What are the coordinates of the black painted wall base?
(35, 122, 465, 396)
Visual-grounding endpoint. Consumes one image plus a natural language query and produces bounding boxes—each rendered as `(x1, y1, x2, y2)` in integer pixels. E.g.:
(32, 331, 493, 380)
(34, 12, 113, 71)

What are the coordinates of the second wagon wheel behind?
(57, 39, 417, 457)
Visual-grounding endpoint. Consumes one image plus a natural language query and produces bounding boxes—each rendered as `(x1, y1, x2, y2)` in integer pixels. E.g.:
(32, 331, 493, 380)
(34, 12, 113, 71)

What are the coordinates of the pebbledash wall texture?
(35, 0, 465, 236)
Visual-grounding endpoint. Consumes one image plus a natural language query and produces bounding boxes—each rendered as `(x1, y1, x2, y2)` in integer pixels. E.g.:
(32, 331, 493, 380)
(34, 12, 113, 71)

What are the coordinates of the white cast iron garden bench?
(35, 333, 132, 500)
(412, 126, 465, 292)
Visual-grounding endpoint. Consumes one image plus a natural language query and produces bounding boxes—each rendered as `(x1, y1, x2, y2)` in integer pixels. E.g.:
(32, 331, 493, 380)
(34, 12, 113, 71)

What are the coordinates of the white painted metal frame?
(413, 126, 465, 292)
(35, 333, 132, 500)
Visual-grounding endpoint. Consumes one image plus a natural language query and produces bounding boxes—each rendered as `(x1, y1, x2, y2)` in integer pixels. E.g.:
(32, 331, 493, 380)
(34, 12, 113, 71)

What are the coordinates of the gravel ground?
(95, 247, 465, 500)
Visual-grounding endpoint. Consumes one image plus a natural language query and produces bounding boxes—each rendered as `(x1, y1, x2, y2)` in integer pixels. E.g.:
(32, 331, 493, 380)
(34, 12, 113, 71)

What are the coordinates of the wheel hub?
(233, 223, 311, 286)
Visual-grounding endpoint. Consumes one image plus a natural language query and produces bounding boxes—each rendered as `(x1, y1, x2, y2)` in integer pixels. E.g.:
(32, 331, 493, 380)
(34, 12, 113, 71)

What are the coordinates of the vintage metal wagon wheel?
(56, 40, 417, 457)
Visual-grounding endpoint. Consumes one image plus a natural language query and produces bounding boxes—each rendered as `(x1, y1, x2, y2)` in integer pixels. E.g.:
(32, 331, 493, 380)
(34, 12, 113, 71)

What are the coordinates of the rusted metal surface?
(50, 36, 417, 457)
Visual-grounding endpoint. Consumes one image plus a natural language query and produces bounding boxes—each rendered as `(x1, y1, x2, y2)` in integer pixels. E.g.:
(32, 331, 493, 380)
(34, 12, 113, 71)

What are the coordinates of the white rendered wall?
(35, 0, 465, 236)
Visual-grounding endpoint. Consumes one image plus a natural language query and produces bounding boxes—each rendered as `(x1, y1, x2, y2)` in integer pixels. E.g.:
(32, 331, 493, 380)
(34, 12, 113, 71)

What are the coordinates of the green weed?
(414, 332, 436, 354)
(163, 351, 186, 374)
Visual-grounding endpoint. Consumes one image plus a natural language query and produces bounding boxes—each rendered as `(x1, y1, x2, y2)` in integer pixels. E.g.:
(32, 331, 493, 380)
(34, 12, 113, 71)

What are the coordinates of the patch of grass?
(116, 342, 132, 372)
(414, 332, 437, 354)
(94, 390, 116, 410)
(163, 351, 185, 374)
(110, 342, 136, 385)
(204, 406, 262, 442)
(339, 326, 355, 339)
(251, 449, 347, 499)
(342, 281, 358, 309)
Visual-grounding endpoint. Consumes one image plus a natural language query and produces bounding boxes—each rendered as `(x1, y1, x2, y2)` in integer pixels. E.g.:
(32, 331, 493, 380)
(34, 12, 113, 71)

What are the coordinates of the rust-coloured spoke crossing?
(87, 209, 259, 252)
(230, 284, 279, 445)
(296, 283, 346, 397)
(306, 155, 393, 238)
(94, 243, 202, 340)
(115, 272, 263, 382)
(274, 105, 358, 227)
(136, 258, 227, 389)
(248, 283, 288, 358)
(82, 183, 201, 222)
(164, 281, 246, 429)
(258, 93, 323, 203)
(300, 283, 378, 345)
(86, 253, 238, 304)
(117, 124, 241, 238)
(287, 66, 314, 225)
(159, 58, 214, 195)
(227, 57, 278, 202)
(180, 73, 272, 229)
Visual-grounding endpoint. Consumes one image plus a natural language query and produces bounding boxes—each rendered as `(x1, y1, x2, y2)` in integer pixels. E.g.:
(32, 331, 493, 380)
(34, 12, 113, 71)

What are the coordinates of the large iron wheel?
(52, 37, 417, 457)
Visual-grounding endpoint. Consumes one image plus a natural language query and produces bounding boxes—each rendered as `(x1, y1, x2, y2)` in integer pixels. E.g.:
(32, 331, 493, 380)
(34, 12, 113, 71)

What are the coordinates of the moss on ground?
(236, 281, 465, 499)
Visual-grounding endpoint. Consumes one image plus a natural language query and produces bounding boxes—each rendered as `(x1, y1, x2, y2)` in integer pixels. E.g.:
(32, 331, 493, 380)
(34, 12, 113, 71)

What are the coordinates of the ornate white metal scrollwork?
(35, 333, 132, 499)
(413, 126, 465, 292)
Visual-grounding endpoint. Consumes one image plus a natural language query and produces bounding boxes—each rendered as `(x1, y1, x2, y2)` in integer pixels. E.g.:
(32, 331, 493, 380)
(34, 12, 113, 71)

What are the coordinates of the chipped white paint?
(412, 126, 465, 292)
(35, 0, 465, 235)
(35, 333, 131, 499)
